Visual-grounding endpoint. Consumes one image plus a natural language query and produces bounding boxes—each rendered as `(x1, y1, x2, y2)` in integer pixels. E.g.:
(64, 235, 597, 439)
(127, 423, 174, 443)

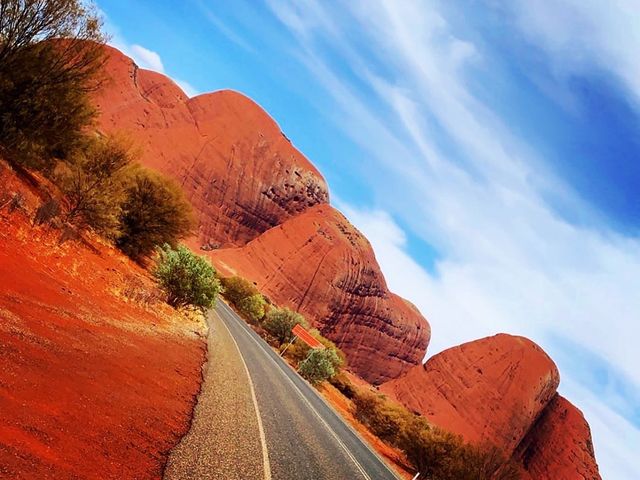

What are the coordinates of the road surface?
(165, 300, 400, 480)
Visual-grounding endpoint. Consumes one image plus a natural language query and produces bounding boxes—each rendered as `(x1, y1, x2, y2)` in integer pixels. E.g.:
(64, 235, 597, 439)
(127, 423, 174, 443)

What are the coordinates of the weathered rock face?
(514, 395, 601, 480)
(380, 334, 560, 455)
(209, 204, 430, 384)
(93, 45, 328, 247)
(91, 47, 600, 479)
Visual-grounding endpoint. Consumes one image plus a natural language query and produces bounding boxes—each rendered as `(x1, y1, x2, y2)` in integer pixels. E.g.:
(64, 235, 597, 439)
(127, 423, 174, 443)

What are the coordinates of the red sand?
(0, 165, 206, 479)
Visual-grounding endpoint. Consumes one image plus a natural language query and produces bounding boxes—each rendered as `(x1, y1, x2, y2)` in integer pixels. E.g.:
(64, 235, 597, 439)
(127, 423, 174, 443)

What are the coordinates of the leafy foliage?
(56, 135, 131, 238)
(284, 328, 347, 368)
(0, 0, 106, 169)
(350, 388, 521, 480)
(353, 390, 417, 444)
(237, 294, 267, 323)
(298, 347, 342, 385)
(399, 419, 466, 479)
(116, 168, 195, 261)
(400, 423, 520, 480)
(153, 244, 221, 311)
(220, 276, 260, 305)
(262, 307, 307, 345)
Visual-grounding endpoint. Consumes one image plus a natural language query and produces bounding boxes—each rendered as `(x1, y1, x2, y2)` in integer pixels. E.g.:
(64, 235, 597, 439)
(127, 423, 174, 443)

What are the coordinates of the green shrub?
(348, 386, 519, 479)
(284, 328, 347, 368)
(262, 307, 307, 345)
(56, 135, 132, 238)
(0, 0, 105, 169)
(153, 244, 221, 311)
(285, 333, 314, 364)
(220, 276, 259, 305)
(116, 168, 195, 260)
(315, 334, 347, 368)
(399, 418, 521, 480)
(237, 294, 267, 323)
(352, 390, 415, 444)
(298, 348, 342, 385)
(399, 419, 464, 480)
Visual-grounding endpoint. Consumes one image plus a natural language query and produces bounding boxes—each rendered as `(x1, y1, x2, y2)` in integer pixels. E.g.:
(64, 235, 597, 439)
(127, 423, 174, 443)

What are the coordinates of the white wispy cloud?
(101, 10, 199, 97)
(506, 0, 640, 104)
(128, 44, 165, 72)
(265, 1, 640, 478)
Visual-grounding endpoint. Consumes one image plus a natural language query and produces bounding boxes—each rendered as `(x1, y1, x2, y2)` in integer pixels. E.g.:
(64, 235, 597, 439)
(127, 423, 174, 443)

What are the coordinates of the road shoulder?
(163, 309, 266, 480)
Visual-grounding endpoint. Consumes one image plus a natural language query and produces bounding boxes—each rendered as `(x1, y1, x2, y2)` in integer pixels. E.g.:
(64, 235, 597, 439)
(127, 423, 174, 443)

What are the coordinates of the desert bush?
(328, 372, 357, 399)
(315, 334, 347, 367)
(220, 276, 259, 305)
(3, 192, 24, 213)
(55, 135, 131, 238)
(237, 293, 267, 323)
(298, 348, 342, 385)
(116, 168, 195, 260)
(284, 332, 315, 364)
(121, 275, 163, 307)
(398, 418, 520, 480)
(352, 390, 415, 444)
(262, 307, 307, 345)
(284, 328, 347, 367)
(0, 0, 106, 169)
(34, 198, 61, 225)
(399, 419, 465, 480)
(153, 243, 221, 311)
(456, 444, 521, 480)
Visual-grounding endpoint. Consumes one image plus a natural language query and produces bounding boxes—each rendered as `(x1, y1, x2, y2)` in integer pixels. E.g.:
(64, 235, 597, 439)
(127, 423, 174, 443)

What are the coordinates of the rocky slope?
(514, 395, 601, 480)
(93, 45, 328, 248)
(91, 45, 599, 478)
(209, 204, 430, 384)
(381, 334, 559, 454)
(381, 334, 601, 477)
(92, 45, 428, 384)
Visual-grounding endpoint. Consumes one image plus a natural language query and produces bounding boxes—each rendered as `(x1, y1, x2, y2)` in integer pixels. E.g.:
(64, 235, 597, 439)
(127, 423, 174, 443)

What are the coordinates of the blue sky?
(97, 1, 640, 477)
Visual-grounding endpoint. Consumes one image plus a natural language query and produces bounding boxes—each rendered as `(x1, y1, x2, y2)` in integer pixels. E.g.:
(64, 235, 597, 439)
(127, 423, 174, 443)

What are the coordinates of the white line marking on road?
(215, 308, 272, 480)
(218, 301, 382, 480)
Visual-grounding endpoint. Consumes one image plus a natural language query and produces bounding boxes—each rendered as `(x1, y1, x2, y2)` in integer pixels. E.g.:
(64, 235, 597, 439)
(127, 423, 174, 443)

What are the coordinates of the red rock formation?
(93, 45, 328, 247)
(91, 47, 600, 479)
(380, 334, 559, 455)
(514, 395, 601, 480)
(209, 204, 430, 384)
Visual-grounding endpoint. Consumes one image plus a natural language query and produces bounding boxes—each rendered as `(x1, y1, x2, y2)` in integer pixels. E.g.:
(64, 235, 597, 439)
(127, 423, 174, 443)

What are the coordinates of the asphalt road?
(164, 302, 265, 480)
(215, 300, 400, 480)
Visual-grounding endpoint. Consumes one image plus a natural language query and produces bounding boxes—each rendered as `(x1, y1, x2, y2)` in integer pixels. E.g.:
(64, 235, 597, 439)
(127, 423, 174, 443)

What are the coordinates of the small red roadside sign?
(292, 324, 324, 349)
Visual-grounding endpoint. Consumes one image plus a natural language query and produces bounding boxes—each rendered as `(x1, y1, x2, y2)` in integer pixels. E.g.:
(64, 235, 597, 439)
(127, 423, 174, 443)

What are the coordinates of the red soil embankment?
(0, 166, 206, 479)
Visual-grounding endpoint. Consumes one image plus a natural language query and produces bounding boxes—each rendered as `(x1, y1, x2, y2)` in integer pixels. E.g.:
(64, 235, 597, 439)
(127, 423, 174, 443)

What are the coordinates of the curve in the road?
(221, 304, 371, 480)
(165, 300, 400, 480)
(217, 300, 400, 480)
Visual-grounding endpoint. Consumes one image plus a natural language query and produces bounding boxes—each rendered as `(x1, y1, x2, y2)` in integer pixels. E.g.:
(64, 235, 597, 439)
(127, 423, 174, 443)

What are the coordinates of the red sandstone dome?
(514, 395, 601, 480)
(90, 44, 600, 479)
(208, 204, 431, 384)
(92, 45, 428, 384)
(381, 334, 560, 454)
(93, 45, 329, 248)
